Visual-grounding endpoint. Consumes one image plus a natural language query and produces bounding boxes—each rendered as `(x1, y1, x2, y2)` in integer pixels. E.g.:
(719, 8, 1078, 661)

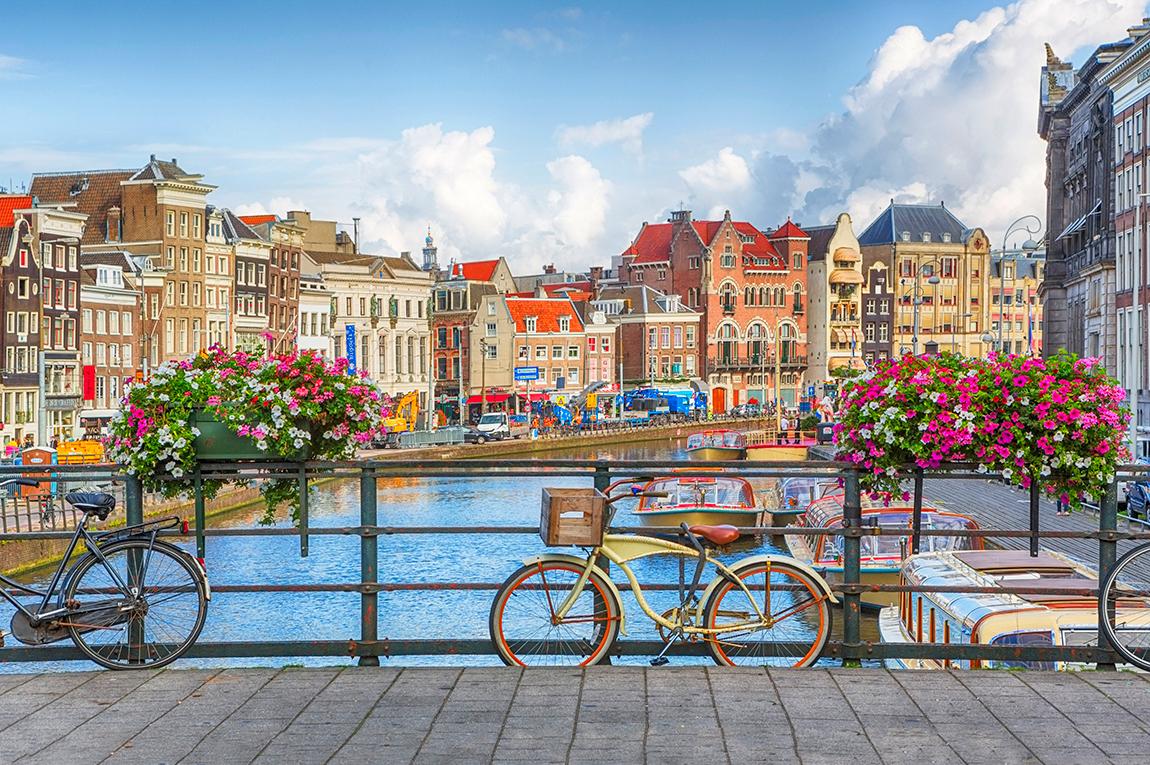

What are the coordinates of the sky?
(1, 0, 1147, 273)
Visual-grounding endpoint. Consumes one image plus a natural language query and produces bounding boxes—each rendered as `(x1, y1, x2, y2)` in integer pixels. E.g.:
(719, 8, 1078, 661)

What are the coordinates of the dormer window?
(525, 316, 538, 332)
(922, 232, 931, 243)
(559, 316, 571, 332)
(942, 233, 952, 243)
(901, 231, 911, 242)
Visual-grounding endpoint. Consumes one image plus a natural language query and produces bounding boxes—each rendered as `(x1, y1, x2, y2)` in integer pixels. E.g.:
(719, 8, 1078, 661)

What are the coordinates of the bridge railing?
(1, 458, 1149, 668)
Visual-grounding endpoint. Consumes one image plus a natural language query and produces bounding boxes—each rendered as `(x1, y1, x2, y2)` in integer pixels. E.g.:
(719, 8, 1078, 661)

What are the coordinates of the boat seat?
(688, 524, 740, 546)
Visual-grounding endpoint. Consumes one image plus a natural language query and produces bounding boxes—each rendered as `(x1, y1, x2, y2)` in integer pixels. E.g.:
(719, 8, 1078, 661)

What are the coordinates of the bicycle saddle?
(65, 492, 116, 518)
(688, 524, 740, 546)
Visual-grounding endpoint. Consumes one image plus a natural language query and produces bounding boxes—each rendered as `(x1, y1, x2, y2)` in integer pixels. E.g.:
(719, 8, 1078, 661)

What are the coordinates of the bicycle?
(1098, 537, 1150, 671)
(489, 481, 836, 667)
(0, 477, 210, 669)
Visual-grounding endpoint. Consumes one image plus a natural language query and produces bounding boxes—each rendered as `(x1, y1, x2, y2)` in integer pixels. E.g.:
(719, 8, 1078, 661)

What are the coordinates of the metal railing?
(1, 458, 1148, 667)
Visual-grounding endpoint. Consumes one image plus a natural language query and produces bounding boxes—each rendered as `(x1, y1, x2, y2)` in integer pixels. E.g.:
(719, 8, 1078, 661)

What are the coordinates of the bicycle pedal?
(649, 656, 670, 667)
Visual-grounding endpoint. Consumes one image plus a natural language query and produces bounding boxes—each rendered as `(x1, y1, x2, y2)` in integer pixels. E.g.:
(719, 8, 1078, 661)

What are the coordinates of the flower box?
(190, 409, 270, 461)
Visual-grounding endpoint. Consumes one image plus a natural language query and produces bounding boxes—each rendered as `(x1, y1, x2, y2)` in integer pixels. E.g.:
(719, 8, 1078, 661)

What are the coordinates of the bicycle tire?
(489, 561, 620, 667)
(62, 539, 208, 670)
(1098, 543, 1150, 672)
(702, 559, 832, 668)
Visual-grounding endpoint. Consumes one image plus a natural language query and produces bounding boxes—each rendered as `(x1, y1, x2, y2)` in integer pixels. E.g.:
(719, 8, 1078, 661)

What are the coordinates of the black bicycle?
(0, 478, 209, 669)
(1098, 538, 1150, 671)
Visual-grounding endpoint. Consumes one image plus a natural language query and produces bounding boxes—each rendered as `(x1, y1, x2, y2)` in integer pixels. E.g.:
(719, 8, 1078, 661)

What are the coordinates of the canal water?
(3, 439, 878, 671)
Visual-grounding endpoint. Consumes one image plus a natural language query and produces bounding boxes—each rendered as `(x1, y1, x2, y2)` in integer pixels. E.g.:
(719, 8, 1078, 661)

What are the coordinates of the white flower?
(256, 440, 268, 450)
(293, 438, 304, 448)
(1053, 432, 1064, 442)
(172, 467, 184, 478)
(1001, 468, 1013, 480)
(976, 464, 988, 474)
(191, 427, 202, 437)
(158, 393, 170, 402)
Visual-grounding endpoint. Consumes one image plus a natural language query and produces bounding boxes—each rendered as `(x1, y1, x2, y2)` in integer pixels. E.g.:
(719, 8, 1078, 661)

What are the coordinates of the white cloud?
(679, 0, 1147, 237)
(678, 146, 752, 201)
(546, 155, 612, 248)
(501, 27, 569, 52)
(556, 112, 654, 155)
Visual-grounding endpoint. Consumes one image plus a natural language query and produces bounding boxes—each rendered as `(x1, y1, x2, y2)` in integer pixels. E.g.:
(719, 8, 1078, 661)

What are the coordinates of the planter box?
(190, 410, 267, 460)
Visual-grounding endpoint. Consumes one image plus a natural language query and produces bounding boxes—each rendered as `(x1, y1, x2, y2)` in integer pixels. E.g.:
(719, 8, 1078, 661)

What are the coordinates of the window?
(648, 328, 657, 349)
(878, 324, 889, 342)
(525, 317, 538, 333)
(673, 326, 683, 348)
(535, 346, 547, 360)
(150, 294, 159, 319)
(487, 301, 497, 315)
(792, 253, 802, 270)
(166, 211, 175, 237)
(82, 342, 92, 364)
(82, 309, 92, 333)
(193, 249, 201, 271)
(95, 310, 107, 335)
(108, 311, 120, 335)
(568, 368, 579, 385)
(486, 322, 497, 338)
(660, 327, 671, 348)
(686, 327, 696, 348)
(568, 345, 579, 358)
(96, 342, 106, 365)
(552, 345, 563, 359)
(865, 323, 875, 342)
(559, 316, 571, 332)
(193, 214, 202, 239)
(657, 268, 667, 281)
(179, 282, 188, 306)
(634, 270, 644, 282)
(193, 283, 202, 307)
(689, 256, 701, 270)
(179, 212, 188, 237)
(601, 336, 611, 354)
(720, 253, 736, 268)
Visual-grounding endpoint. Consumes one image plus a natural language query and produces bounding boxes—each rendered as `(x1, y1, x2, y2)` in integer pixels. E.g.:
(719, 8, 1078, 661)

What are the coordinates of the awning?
(1056, 200, 1101, 240)
(466, 393, 510, 405)
(829, 357, 865, 370)
(831, 247, 861, 263)
(832, 328, 849, 343)
(829, 268, 864, 284)
(518, 392, 549, 402)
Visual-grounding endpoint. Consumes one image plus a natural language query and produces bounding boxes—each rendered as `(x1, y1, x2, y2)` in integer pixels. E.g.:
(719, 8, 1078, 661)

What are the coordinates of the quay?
(1, 666, 1148, 764)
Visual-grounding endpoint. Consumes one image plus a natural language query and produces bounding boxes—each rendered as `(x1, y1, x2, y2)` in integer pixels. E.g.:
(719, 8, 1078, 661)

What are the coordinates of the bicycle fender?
(696, 554, 839, 621)
(520, 553, 628, 636)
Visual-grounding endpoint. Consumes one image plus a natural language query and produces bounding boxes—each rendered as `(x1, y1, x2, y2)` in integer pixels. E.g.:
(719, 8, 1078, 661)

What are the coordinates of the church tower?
(421, 226, 439, 272)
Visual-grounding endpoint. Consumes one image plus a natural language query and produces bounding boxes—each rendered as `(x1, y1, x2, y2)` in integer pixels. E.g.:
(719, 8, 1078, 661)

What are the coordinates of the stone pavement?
(1, 667, 1149, 764)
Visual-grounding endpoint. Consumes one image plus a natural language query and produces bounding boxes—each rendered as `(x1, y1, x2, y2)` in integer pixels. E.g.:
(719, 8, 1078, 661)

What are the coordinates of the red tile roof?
(238, 214, 277, 226)
(768, 219, 810, 240)
(0, 195, 32, 227)
(732, 222, 780, 258)
(692, 221, 722, 243)
(506, 298, 584, 334)
(541, 281, 592, 296)
(448, 258, 501, 281)
(620, 222, 674, 264)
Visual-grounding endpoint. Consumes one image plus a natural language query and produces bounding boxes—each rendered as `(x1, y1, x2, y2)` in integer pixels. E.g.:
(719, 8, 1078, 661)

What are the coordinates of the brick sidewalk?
(0, 667, 1148, 764)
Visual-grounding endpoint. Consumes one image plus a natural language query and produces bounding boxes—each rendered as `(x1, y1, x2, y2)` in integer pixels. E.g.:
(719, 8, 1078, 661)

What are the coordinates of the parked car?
(474, 412, 528, 441)
(464, 427, 492, 445)
(1126, 477, 1150, 519)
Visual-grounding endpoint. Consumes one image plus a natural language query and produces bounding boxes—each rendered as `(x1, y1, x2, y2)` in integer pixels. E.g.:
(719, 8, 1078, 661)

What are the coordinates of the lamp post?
(900, 271, 940, 355)
(1130, 193, 1150, 459)
(996, 216, 1042, 354)
(479, 338, 489, 416)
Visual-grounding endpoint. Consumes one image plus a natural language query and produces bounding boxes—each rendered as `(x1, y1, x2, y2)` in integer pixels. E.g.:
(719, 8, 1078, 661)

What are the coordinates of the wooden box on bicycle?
(540, 487, 606, 546)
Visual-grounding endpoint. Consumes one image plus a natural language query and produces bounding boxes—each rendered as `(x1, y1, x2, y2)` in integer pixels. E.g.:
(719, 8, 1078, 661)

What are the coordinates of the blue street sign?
(807, 385, 815, 397)
(514, 366, 540, 381)
(345, 324, 357, 375)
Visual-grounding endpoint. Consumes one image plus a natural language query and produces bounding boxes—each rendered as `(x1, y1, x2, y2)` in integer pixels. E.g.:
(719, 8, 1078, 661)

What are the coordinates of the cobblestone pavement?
(1, 667, 1149, 764)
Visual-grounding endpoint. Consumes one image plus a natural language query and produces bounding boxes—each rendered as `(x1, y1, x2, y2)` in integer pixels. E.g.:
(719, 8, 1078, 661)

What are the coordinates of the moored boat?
(631, 474, 762, 531)
(879, 549, 1150, 670)
(685, 430, 747, 461)
(766, 476, 842, 526)
(785, 496, 982, 610)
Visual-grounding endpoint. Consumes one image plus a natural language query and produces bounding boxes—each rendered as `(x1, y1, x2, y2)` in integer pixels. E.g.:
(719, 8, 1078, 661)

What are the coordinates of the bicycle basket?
(540, 487, 606, 547)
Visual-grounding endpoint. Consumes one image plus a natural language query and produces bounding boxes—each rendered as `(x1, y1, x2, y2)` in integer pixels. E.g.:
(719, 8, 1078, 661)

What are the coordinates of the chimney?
(107, 206, 121, 243)
(543, 263, 556, 274)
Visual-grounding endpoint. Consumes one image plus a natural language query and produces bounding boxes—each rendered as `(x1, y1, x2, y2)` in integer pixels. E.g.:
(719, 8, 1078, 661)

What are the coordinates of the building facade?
(79, 258, 141, 436)
(804, 213, 866, 390)
(1039, 41, 1128, 370)
(242, 215, 304, 354)
(476, 297, 586, 406)
(594, 285, 700, 386)
(619, 209, 808, 412)
(859, 202, 992, 359)
(991, 250, 1046, 357)
(297, 254, 331, 358)
(0, 196, 39, 448)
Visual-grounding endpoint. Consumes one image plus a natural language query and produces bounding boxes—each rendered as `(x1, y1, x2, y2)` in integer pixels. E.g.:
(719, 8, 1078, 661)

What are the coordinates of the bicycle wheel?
(1098, 543, 1150, 671)
(62, 540, 208, 670)
(489, 561, 620, 667)
(702, 559, 832, 667)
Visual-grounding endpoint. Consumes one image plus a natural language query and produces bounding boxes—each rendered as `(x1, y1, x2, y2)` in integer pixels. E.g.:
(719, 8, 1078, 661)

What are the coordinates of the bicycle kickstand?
(651, 628, 683, 667)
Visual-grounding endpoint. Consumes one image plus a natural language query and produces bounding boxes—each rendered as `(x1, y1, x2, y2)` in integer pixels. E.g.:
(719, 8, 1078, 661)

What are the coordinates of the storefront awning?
(1056, 200, 1100, 240)
(466, 393, 510, 405)
(519, 392, 549, 402)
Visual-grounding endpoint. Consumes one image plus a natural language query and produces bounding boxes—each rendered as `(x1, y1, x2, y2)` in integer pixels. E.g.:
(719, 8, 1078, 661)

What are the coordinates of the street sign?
(514, 366, 540, 381)
(345, 324, 357, 375)
(807, 385, 815, 397)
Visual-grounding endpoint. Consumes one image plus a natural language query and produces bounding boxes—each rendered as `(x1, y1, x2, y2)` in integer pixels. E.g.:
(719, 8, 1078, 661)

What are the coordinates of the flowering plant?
(106, 346, 388, 523)
(834, 351, 1130, 509)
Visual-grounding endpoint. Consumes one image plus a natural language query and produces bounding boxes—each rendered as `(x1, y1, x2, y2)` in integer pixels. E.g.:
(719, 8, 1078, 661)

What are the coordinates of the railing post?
(125, 473, 143, 527)
(298, 465, 309, 558)
(910, 468, 924, 554)
(841, 467, 862, 667)
(124, 474, 145, 662)
(1029, 479, 1040, 557)
(358, 465, 380, 666)
(1097, 478, 1119, 671)
(193, 468, 206, 560)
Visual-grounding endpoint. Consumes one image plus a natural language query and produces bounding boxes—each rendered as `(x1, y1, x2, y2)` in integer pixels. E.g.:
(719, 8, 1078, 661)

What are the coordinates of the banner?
(345, 324, 357, 375)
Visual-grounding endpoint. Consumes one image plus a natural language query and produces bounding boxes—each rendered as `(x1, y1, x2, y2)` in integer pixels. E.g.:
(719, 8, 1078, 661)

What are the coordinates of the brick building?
(241, 215, 304, 354)
(30, 156, 216, 367)
(79, 256, 141, 436)
(594, 285, 699, 385)
(222, 210, 271, 352)
(0, 196, 39, 447)
(619, 209, 808, 411)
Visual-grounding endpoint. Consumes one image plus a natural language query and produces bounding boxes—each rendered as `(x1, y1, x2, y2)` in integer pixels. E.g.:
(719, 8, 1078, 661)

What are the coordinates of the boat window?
(650, 478, 752, 507)
(989, 631, 1055, 670)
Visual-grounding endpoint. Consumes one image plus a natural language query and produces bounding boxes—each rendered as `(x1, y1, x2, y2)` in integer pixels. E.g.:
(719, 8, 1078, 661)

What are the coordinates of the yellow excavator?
(377, 391, 420, 448)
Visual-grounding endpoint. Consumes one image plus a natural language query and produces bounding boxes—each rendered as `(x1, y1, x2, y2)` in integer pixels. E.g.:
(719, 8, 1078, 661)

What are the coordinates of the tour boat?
(631, 474, 762, 531)
(766, 476, 842, 526)
(879, 549, 1150, 670)
(785, 495, 982, 610)
(685, 430, 747, 461)
(744, 432, 817, 462)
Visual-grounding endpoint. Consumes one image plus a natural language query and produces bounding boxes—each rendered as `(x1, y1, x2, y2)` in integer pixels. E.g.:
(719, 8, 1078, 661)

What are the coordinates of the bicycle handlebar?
(0, 478, 42, 488)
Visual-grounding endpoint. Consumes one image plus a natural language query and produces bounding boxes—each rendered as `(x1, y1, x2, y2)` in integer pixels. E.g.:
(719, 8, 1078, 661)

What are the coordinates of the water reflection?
(3, 440, 877, 671)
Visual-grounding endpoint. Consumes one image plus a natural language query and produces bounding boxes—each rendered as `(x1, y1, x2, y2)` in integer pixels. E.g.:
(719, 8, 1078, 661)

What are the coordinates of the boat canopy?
(804, 499, 980, 561)
(641, 476, 754, 509)
(686, 430, 746, 450)
(778, 477, 840, 510)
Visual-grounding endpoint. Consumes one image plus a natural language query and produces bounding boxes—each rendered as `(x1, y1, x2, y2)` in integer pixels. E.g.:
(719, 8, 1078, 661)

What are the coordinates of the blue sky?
(1, 0, 1146, 271)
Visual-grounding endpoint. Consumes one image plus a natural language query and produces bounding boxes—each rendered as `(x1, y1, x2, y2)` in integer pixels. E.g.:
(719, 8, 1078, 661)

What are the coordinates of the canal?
(3, 439, 879, 671)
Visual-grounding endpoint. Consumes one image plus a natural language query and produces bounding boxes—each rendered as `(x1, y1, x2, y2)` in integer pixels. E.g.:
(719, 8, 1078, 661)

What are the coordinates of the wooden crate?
(540, 487, 606, 546)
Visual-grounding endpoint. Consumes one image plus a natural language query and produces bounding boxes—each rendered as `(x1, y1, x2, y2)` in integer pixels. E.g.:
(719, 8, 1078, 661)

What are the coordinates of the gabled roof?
(447, 258, 501, 281)
(732, 222, 780, 259)
(692, 220, 723, 243)
(767, 219, 810, 240)
(621, 222, 675, 264)
(506, 298, 585, 333)
(804, 225, 836, 261)
(129, 156, 192, 181)
(542, 281, 592, 297)
(239, 214, 277, 227)
(30, 170, 134, 245)
(305, 250, 376, 267)
(0, 195, 32, 227)
(381, 255, 421, 273)
(221, 209, 264, 242)
(595, 284, 699, 316)
(858, 202, 969, 247)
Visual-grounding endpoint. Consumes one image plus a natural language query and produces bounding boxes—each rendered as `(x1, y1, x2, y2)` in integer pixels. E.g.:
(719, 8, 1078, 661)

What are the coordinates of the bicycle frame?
(550, 533, 767, 637)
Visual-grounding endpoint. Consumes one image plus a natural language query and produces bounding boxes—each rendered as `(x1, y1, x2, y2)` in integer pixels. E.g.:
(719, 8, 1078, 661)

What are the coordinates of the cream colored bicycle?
(489, 481, 836, 667)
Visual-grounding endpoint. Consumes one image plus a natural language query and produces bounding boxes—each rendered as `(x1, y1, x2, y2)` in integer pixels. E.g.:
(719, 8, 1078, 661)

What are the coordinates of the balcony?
(708, 354, 808, 371)
(721, 302, 736, 316)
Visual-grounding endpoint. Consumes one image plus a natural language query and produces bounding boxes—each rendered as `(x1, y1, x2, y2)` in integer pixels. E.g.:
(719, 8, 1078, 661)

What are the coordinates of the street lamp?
(899, 271, 940, 356)
(996, 216, 1042, 354)
(478, 338, 489, 416)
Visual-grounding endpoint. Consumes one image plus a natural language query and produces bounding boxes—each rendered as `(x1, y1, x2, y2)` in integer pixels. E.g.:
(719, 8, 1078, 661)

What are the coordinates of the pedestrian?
(1056, 495, 1071, 517)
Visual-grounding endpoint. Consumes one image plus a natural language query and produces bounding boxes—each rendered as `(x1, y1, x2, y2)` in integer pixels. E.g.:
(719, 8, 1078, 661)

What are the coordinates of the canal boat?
(785, 496, 982, 610)
(685, 430, 747, 461)
(631, 474, 762, 531)
(766, 476, 842, 527)
(744, 434, 816, 462)
(879, 549, 1150, 670)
